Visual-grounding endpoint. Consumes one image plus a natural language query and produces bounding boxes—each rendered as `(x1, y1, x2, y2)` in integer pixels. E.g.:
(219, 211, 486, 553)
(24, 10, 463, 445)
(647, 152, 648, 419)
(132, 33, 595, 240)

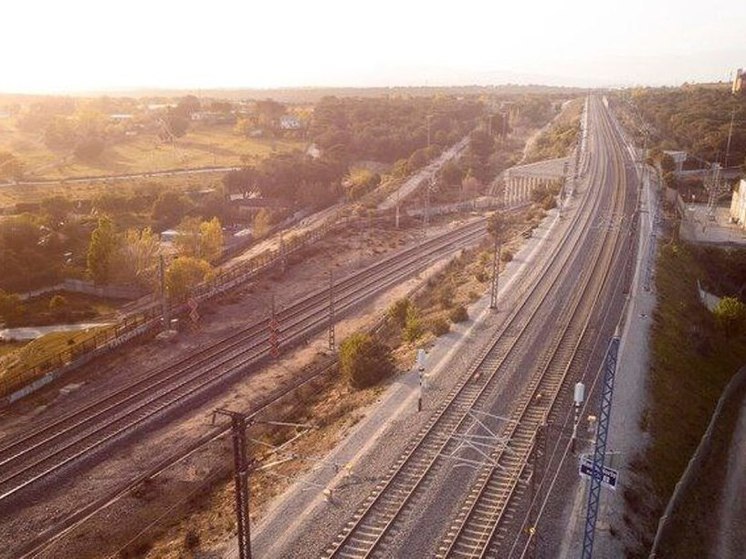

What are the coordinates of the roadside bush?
(49, 294, 69, 321)
(429, 317, 450, 336)
(437, 283, 456, 309)
(339, 332, 396, 388)
(404, 305, 423, 342)
(184, 528, 200, 550)
(449, 304, 469, 323)
(387, 298, 412, 328)
(501, 249, 514, 263)
(713, 296, 746, 337)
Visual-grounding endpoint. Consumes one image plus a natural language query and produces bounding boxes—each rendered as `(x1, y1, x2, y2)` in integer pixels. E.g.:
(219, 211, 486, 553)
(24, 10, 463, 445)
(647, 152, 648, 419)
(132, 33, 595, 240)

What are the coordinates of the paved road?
(0, 166, 240, 188)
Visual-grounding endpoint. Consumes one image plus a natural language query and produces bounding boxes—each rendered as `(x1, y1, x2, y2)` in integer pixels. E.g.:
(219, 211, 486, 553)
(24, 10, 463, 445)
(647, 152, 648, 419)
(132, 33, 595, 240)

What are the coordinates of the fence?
(649, 366, 746, 557)
(0, 210, 341, 404)
(16, 279, 144, 302)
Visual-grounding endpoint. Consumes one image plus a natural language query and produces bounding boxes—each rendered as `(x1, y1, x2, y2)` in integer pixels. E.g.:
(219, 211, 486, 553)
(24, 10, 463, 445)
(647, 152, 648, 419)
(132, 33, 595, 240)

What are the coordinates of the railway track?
(0, 219, 487, 504)
(436, 97, 634, 558)
(322, 97, 632, 559)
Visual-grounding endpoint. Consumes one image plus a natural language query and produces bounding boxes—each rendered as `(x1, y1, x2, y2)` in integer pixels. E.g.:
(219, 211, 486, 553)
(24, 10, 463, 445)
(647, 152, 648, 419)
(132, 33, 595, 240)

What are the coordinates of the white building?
(729, 179, 746, 226)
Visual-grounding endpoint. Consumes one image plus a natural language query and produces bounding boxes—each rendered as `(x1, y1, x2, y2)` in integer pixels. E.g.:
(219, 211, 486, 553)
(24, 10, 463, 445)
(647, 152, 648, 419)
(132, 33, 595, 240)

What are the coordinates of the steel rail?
(437, 97, 631, 558)
(323, 100, 618, 559)
(0, 222, 486, 502)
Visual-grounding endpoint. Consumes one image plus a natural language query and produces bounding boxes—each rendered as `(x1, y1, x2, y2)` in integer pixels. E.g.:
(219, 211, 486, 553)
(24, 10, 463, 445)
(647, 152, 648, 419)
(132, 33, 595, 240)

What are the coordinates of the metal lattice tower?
(581, 334, 620, 558)
(705, 164, 727, 220)
(269, 294, 279, 359)
(328, 269, 335, 352)
(214, 409, 254, 559)
(490, 233, 500, 310)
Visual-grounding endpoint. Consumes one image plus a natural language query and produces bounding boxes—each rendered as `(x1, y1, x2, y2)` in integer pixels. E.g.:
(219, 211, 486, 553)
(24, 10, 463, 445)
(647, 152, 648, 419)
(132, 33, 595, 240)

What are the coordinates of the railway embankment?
(619, 232, 746, 558)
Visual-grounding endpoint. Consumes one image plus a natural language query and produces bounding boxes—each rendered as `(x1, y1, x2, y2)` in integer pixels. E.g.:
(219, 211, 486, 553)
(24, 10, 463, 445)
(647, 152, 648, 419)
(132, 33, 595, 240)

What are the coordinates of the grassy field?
(0, 119, 304, 181)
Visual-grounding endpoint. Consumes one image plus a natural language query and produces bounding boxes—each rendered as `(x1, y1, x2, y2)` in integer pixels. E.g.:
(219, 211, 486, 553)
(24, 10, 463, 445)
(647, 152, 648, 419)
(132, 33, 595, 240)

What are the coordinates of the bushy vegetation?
(338, 332, 395, 389)
(628, 86, 746, 167)
(309, 96, 483, 163)
(449, 304, 469, 323)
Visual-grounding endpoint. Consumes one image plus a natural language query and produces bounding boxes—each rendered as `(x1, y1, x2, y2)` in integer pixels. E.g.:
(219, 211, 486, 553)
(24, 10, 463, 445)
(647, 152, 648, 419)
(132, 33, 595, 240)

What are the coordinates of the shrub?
(404, 305, 423, 342)
(713, 296, 746, 337)
(49, 294, 69, 320)
(429, 317, 450, 336)
(339, 332, 395, 389)
(437, 284, 456, 309)
(184, 528, 201, 550)
(449, 304, 469, 323)
(387, 298, 412, 328)
(501, 249, 514, 263)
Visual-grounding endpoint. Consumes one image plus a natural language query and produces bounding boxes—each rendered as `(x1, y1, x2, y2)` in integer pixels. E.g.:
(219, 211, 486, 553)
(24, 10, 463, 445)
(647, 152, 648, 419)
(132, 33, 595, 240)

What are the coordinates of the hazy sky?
(3, 0, 745, 93)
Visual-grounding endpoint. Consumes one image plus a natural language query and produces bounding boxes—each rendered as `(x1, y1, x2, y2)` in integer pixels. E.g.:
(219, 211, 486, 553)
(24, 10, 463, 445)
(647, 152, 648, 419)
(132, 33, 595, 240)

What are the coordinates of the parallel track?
(0, 219, 487, 503)
(437, 96, 633, 558)
(323, 97, 629, 559)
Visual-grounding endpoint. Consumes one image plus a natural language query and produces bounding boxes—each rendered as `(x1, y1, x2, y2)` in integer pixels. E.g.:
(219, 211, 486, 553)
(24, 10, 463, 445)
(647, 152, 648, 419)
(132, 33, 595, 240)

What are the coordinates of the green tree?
(404, 304, 423, 342)
(199, 217, 223, 262)
(713, 296, 746, 337)
(440, 161, 464, 187)
(173, 217, 223, 262)
(166, 257, 213, 300)
(174, 216, 203, 258)
(152, 191, 193, 228)
(0, 290, 24, 325)
(252, 209, 272, 239)
(338, 332, 395, 388)
(115, 227, 161, 288)
(87, 217, 119, 284)
(388, 298, 412, 328)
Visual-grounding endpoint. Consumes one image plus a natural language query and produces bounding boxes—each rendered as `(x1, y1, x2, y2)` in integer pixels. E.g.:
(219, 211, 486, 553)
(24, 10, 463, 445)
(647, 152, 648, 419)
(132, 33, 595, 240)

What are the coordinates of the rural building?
(280, 115, 302, 130)
(729, 179, 746, 226)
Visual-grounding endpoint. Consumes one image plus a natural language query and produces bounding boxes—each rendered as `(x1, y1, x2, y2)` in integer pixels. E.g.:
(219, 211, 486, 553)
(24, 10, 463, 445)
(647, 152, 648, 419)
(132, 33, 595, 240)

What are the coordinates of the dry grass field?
(0, 118, 303, 181)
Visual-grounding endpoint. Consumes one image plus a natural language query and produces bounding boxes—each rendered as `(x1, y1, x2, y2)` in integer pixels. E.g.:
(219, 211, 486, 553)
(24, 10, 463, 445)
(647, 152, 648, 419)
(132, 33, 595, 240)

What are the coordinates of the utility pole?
(527, 422, 547, 559)
(571, 382, 585, 454)
(279, 233, 287, 274)
(490, 231, 500, 310)
(395, 187, 400, 229)
(582, 333, 621, 559)
(417, 348, 426, 412)
(213, 409, 255, 559)
(159, 254, 169, 330)
(328, 269, 335, 352)
(424, 178, 433, 229)
(269, 293, 279, 359)
(724, 106, 736, 169)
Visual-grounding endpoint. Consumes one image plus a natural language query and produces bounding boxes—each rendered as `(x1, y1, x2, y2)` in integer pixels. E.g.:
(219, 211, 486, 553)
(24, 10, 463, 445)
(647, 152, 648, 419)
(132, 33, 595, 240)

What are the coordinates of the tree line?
(629, 86, 746, 168)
